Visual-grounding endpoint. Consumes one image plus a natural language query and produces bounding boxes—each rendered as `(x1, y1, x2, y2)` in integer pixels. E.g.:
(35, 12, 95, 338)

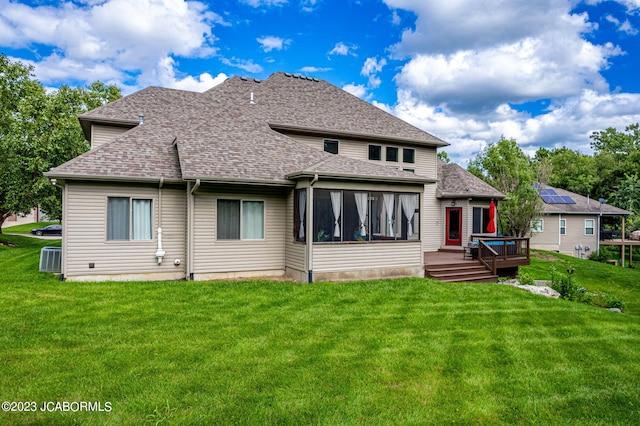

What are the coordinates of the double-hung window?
(585, 219, 595, 235)
(530, 219, 544, 233)
(560, 219, 567, 235)
(217, 199, 265, 240)
(107, 197, 153, 241)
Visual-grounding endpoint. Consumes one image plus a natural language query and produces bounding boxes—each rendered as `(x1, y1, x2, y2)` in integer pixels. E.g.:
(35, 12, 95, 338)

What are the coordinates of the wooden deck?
(424, 237, 530, 282)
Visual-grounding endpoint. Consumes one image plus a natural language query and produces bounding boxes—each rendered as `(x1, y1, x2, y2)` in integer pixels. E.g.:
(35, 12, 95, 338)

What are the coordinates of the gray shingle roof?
(437, 161, 506, 199)
(48, 72, 448, 185)
(540, 185, 630, 215)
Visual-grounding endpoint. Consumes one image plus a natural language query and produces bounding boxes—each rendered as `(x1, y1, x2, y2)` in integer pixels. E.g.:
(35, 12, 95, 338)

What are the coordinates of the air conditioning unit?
(39, 246, 62, 273)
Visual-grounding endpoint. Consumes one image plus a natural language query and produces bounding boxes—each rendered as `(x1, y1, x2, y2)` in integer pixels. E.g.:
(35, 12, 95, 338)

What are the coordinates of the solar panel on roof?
(541, 194, 577, 204)
(540, 188, 558, 196)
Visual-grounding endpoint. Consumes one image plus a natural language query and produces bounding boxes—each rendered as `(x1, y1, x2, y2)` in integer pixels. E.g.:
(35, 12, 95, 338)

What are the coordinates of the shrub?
(589, 250, 608, 263)
(518, 272, 535, 286)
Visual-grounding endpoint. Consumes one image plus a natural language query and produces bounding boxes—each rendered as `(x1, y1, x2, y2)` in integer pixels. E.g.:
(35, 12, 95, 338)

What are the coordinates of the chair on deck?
(463, 241, 478, 259)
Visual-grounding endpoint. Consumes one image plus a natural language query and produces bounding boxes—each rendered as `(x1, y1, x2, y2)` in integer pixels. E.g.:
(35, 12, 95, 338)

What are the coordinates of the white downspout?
(307, 174, 319, 283)
(155, 177, 165, 264)
(187, 179, 200, 280)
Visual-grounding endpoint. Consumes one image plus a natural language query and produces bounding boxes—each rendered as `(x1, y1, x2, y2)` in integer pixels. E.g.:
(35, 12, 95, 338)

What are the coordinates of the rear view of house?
(47, 72, 502, 282)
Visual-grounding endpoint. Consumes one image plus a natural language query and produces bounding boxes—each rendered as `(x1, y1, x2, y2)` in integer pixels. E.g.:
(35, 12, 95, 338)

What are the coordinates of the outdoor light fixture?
(451, 200, 456, 207)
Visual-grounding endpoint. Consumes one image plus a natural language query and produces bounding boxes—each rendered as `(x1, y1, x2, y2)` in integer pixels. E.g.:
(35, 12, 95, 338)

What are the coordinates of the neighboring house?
(46, 72, 502, 282)
(529, 185, 629, 258)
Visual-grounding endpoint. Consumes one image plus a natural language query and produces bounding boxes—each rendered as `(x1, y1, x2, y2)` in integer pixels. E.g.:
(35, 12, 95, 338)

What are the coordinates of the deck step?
(425, 261, 498, 283)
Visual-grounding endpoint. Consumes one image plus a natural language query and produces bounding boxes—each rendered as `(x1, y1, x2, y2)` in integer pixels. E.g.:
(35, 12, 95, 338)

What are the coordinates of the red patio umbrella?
(486, 200, 496, 233)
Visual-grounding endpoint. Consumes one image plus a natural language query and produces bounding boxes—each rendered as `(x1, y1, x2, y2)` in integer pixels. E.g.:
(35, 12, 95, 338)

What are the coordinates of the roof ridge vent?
(240, 76, 248, 81)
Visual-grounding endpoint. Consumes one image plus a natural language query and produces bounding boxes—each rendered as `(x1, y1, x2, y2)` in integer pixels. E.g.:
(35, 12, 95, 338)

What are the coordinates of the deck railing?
(474, 237, 530, 275)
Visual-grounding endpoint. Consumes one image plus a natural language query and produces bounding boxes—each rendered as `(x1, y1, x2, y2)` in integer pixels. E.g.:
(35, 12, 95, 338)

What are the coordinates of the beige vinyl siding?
(64, 182, 186, 277)
(423, 184, 441, 252)
(283, 134, 437, 178)
(285, 190, 306, 274)
(529, 214, 559, 252)
(312, 242, 422, 272)
(91, 124, 131, 150)
(560, 215, 599, 256)
(529, 214, 599, 257)
(192, 191, 286, 273)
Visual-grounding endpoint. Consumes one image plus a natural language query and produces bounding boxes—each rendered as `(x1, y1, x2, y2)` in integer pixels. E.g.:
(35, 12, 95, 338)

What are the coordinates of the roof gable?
(437, 161, 505, 199)
(49, 72, 447, 185)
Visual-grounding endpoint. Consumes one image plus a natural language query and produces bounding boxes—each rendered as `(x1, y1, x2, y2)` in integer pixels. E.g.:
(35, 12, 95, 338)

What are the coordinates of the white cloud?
(257, 36, 291, 52)
(299, 66, 332, 73)
(0, 0, 223, 87)
(154, 56, 227, 92)
(300, 0, 319, 12)
(361, 57, 386, 76)
(380, 89, 640, 165)
(391, 10, 401, 25)
(329, 42, 357, 56)
(343, 83, 368, 99)
(220, 57, 263, 73)
(606, 15, 639, 34)
(240, 0, 288, 7)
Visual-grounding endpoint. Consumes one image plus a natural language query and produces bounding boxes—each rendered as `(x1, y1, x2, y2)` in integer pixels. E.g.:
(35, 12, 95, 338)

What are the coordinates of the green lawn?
(1, 234, 639, 425)
(1, 221, 60, 235)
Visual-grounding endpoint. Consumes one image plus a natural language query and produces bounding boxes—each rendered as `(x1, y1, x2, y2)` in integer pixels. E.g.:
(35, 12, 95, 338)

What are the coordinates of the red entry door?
(446, 207, 462, 246)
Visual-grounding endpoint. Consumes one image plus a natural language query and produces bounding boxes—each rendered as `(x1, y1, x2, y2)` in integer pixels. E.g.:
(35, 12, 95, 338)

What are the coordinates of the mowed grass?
(2, 221, 61, 235)
(1, 234, 639, 425)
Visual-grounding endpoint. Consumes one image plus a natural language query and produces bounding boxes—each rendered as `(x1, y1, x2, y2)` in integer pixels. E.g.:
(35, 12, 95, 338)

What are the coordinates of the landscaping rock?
(607, 308, 623, 313)
(501, 279, 561, 298)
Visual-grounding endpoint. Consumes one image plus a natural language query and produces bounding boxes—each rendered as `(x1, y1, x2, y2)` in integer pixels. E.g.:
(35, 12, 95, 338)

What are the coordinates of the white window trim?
(106, 196, 154, 242)
(560, 219, 566, 236)
(216, 198, 266, 241)
(584, 219, 595, 236)
(531, 219, 544, 233)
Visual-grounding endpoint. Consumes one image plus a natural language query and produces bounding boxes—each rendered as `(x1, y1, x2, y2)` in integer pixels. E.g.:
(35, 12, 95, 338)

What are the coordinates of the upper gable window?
(403, 148, 415, 163)
(324, 139, 339, 154)
(386, 147, 399, 162)
(368, 145, 382, 161)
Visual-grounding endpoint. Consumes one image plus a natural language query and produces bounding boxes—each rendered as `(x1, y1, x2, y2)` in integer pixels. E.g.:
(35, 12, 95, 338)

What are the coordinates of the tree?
(533, 147, 601, 196)
(0, 55, 46, 232)
(590, 123, 640, 198)
(437, 151, 451, 163)
(468, 137, 543, 237)
(0, 55, 121, 232)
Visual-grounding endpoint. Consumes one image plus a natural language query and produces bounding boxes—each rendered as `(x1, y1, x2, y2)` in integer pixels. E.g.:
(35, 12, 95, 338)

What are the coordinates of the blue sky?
(1, 0, 639, 165)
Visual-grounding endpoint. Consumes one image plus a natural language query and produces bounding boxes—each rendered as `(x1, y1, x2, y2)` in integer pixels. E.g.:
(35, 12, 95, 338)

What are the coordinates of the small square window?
(386, 147, 398, 162)
(403, 168, 415, 173)
(324, 139, 339, 154)
(368, 145, 382, 161)
(403, 148, 415, 163)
